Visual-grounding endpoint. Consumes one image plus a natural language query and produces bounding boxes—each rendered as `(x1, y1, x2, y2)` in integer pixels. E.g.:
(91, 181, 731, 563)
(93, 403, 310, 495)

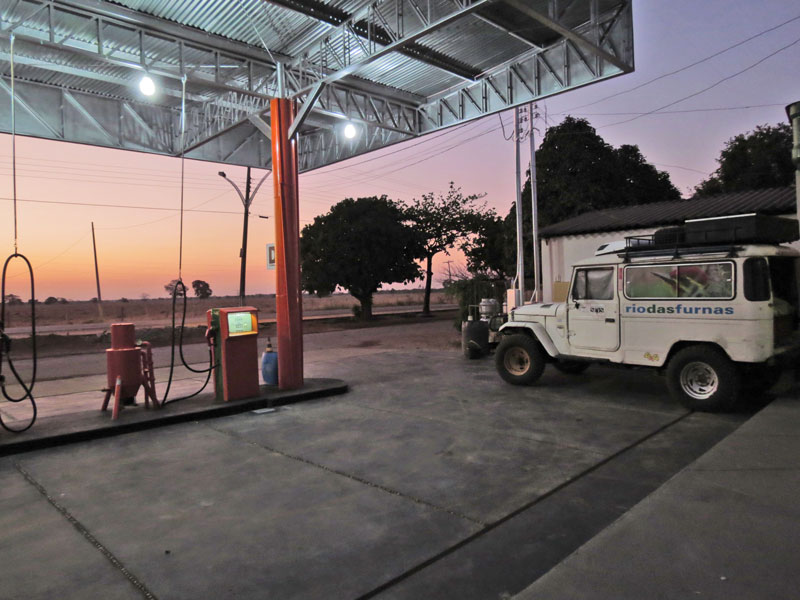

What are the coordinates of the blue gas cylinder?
(261, 339, 278, 385)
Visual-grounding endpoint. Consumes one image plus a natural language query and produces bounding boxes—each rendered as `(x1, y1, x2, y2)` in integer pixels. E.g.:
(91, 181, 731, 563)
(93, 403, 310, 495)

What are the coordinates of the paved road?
(5, 313, 459, 384)
(3, 304, 458, 336)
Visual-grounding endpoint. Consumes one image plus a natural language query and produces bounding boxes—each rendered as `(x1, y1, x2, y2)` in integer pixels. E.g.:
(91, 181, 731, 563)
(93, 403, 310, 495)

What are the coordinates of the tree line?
(5, 117, 788, 311)
(300, 116, 793, 318)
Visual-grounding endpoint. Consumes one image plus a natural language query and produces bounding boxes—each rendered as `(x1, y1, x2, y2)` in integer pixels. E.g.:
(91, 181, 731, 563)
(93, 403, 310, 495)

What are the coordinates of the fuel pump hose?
(160, 279, 215, 406)
(0, 253, 37, 433)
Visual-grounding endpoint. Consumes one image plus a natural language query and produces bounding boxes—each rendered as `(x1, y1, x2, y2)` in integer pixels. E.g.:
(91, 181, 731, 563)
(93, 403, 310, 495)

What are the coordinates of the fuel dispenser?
(206, 307, 260, 402)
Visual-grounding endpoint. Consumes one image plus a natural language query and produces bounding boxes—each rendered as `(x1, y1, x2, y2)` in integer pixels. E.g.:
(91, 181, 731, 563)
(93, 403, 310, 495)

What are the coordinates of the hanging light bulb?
(343, 123, 357, 139)
(139, 75, 156, 96)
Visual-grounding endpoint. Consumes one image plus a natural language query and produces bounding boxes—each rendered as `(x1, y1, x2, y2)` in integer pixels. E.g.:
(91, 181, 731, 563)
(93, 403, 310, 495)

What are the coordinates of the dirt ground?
(8, 309, 462, 359)
(4, 290, 452, 328)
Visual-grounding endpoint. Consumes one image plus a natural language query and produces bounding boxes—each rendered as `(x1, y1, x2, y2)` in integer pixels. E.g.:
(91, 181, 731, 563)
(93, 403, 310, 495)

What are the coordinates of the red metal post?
(270, 98, 304, 389)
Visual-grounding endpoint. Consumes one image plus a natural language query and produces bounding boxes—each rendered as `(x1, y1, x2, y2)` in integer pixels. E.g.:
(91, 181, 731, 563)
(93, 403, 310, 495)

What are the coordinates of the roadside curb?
(0, 378, 348, 457)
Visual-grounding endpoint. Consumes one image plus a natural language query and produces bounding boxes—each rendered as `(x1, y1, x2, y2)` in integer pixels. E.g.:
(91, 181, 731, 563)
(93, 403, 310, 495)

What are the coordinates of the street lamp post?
(218, 168, 271, 305)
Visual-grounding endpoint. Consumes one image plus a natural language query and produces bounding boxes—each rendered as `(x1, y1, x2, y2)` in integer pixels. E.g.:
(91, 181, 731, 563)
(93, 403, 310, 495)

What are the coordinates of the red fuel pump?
(206, 307, 260, 402)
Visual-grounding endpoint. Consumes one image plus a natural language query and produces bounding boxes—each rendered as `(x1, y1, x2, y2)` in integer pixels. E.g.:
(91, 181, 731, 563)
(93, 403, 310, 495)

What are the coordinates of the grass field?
(4, 290, 453, 327)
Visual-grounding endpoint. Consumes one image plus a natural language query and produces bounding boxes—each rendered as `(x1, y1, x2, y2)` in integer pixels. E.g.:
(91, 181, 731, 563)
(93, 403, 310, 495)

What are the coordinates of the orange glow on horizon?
(1, 134, 497, 302)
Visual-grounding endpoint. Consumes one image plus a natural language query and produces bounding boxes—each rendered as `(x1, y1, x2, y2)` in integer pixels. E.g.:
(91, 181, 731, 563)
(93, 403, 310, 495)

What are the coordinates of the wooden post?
(91, 221, 104, 319)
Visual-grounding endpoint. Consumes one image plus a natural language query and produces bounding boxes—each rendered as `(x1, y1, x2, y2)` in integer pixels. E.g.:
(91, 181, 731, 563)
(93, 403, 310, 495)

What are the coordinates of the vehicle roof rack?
(619, 243, 743, 262)
(617, 214, 798, 261)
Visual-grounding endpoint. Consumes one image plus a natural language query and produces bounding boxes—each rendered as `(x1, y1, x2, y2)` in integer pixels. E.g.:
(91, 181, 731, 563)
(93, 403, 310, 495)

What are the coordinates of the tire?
(666, 346, 740, 412)
(495, 334, 546, 385)
(553, 360, 590, 375)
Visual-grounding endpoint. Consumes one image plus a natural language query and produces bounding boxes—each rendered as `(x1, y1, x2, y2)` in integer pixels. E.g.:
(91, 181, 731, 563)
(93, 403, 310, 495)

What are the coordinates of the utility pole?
(443, 260, 454, 283)
(529, 102, 541, 303)
(91, 221, 103, 317)
(240, 167, 252, 305)
(513, 106, 525, 307)
(787, 102, 800, 224)
(219, 168, 271, 306)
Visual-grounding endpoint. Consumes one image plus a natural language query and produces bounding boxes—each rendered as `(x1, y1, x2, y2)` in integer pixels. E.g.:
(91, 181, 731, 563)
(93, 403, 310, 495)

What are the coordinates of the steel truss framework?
(0, 0, 633, 171)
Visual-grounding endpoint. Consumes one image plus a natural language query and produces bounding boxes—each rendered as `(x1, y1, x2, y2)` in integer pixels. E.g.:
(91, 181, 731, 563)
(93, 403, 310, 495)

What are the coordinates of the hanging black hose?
(156, 75, 217, 406)
(0, 254, 37, 433)
(159, 279, 215, 406)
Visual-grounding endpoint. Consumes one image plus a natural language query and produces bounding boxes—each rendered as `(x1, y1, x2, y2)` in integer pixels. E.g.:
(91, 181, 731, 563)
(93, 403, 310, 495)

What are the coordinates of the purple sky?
(313, 0, 800, 205)
(2, 0, 799, 300)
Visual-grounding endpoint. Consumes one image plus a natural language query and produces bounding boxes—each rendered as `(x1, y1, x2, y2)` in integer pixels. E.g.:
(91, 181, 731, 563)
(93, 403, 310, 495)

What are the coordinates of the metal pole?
(239, 167, 252, 305)
(514, 107, 525, 306)
(271, 97, 304, 390)
(787, 102, 800, 223)
(529, 102, 541, 303)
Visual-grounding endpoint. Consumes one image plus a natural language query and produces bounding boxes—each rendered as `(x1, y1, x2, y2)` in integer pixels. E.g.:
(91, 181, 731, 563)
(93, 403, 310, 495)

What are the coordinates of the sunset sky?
(1, 0, 799, 301)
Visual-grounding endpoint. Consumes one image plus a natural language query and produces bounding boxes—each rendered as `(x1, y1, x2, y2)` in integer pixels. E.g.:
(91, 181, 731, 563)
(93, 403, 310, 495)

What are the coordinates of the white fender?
(501, 323, 559, 358)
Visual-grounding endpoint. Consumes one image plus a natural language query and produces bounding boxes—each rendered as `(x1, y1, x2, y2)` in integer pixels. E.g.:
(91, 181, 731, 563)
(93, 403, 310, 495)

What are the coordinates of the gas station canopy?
(0, 0, 633, 172)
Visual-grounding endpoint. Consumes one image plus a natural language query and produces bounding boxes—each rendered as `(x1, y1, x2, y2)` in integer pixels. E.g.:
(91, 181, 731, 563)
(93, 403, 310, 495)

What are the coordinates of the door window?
(572, 268, 614, 300)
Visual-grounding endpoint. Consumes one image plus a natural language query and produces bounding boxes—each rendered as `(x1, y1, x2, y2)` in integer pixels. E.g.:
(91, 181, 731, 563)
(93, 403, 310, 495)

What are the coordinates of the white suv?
(495, 215, 800, 411)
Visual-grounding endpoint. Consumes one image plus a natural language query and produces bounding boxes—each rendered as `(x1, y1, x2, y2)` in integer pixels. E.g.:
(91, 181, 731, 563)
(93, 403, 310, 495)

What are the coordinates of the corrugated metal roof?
(0, 0, 635, 168)
(540, 188, 798, 238)
(419, 16, 531, 73)
(112, 0, 375, 55)
(103, 0, 595, 97)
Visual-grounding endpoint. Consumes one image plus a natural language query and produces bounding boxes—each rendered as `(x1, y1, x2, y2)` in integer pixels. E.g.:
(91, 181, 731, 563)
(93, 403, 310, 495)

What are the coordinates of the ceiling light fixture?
(139, 75, 156, 96)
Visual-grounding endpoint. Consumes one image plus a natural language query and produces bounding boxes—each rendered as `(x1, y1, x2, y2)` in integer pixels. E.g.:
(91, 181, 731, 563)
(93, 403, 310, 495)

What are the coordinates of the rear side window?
(625, 262, 734, 299)
(768, 257, 799, 307)
(572, 268, 614, 300)
(743, 258, 770, 301)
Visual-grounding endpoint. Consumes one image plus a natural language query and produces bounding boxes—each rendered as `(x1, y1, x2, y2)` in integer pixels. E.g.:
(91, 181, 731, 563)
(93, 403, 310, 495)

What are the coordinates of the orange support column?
(270, 97, 304, 390)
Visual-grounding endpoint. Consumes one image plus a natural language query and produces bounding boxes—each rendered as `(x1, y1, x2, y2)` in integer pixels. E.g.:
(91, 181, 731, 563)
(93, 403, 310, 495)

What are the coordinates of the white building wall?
(541, 228, 653, 302)
(540, 214, 799, 302)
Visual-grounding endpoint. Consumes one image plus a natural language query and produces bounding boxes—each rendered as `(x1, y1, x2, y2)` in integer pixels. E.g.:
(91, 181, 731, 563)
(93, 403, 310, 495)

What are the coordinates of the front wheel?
(495, 334, 546, 385)
(666, 346, 740, 412)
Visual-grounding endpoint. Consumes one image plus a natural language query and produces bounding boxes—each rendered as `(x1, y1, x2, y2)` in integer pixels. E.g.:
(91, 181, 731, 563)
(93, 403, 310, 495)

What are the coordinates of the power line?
(0, 156, 237, 182)
(600, 34, 800, 129)
(306, 122, 499, 188)
(0, 196, 242, 215)
(3, 232, 91, 280)
(301, 119, 480, 177)
(564, 13, 800, 112)
(98, 189, 234, 230)
(336, 118, 511, 184)
(293, 117, 507, 195)
(0, 151, 270, 180)
(0, 170, 232, 192)
(559, 103, 790, 116)
(652, 163, 711, 175)
(296, 97, 780, 191)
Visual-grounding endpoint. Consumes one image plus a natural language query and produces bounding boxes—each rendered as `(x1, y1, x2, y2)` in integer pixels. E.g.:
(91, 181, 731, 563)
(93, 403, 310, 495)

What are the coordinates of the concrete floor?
(514, 396, 800, 600)
(0, 322, 757, 599)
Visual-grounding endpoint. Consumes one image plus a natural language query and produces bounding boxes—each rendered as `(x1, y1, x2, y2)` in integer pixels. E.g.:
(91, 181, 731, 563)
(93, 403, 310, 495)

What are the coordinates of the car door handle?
(605, 318, 616, 323)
